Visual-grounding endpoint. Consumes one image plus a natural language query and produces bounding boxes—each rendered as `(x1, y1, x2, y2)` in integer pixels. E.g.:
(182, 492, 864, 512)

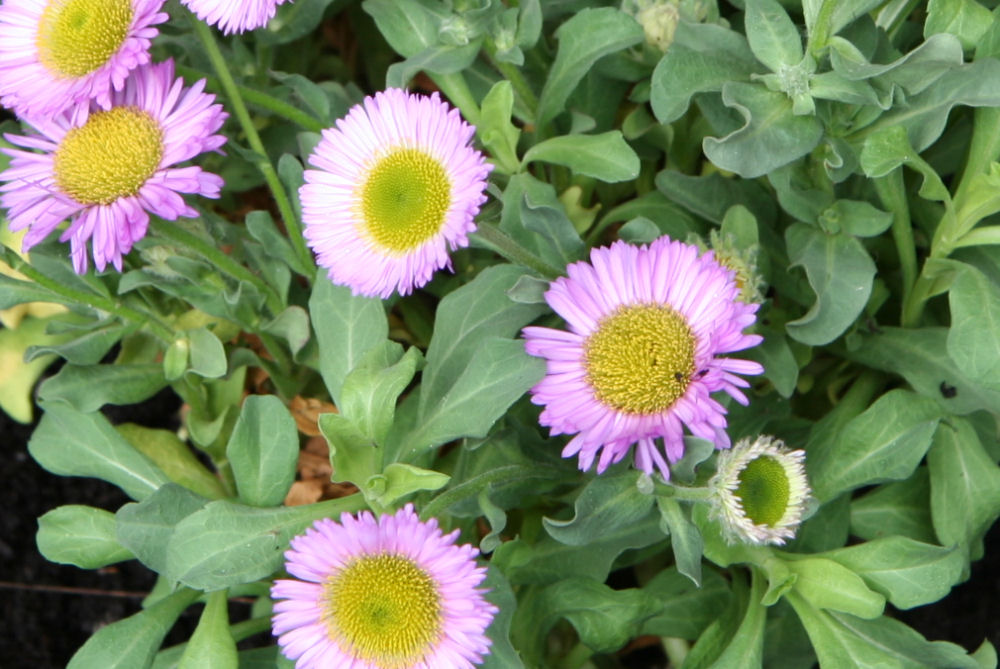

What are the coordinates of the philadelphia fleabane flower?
(522, 238, 764, 479)
(180, 0, 290, 34)
(0, 0, 168, 117)
(300, 88, 492, 298)
(709, 435, 810, 545)
(271, 504, 497, 669)
(0, 59, 227, 273)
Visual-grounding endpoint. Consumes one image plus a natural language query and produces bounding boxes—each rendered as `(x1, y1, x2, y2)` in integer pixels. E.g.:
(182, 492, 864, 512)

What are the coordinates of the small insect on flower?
(522, 237, 764, 479)
(300, 88, 492, 299)
(271, 504, 497, 669)
(180, 0, 291, 35)
(0, 0, 168, 117)
(709, 434, 810, 546)
(0, 59, 227, 273)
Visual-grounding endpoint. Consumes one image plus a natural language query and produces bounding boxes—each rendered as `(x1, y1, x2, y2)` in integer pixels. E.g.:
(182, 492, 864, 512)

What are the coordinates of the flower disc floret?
(0, 59, 227, 273)
(709, 435, 810, 546)
(300, 88, 492, 298)
(522, 237, 764, 479)
(0, 0, 168, 116)
(180, 0, 290, 34)
(271, 504, 497, 669)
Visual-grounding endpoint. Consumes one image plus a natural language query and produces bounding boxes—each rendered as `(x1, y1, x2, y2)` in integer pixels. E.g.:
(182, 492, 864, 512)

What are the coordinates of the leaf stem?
(175, 64, 326, 133)
(486, 52, 538, 122)
(873, 169, 917, 323)
(472, 221, 563, 279)
(189, 17, 315, 280)
(808, 0, 837, 57)
(421, 464, 562, 521)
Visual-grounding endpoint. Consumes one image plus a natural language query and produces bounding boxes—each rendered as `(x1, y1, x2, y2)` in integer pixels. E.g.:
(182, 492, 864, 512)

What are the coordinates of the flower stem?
(151, 219, 284, 316)
(189, 17, 315, 280)
(429, 71, 481, 126)
(873, 169, 916, 323)
(486, 53, 539, 122)
(175, 64, 326, 133)
(472, 221, 563, 279)
(9, 255, 174, 342)
(421, 464, 563, 521)
(653, 480, 715, 502)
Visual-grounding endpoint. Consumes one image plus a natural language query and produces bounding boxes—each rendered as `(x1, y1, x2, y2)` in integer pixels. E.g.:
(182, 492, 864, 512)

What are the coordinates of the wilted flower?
(300, 88, 492, 298)
(523, 238, 764, 479)
(709, 435, 810, 545)
(0, 59, 227, 272)
(271, 504, 497, 669)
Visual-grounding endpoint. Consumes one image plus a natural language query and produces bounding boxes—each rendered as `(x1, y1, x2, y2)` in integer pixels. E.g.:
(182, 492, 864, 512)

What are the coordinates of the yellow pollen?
(360, 148, 451, 253)
(324, 553, 442, 667)
(37, 0, 133, 79)
(584, 303, 696, 415)
(54, 106, 163, 206)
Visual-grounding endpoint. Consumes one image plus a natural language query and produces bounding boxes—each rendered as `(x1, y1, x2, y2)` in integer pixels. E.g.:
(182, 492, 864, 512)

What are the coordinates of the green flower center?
(735, 455, 790, 527)
(324, 553, 442, 667)
(54, 106, 163, 205)
(37, 0, 133, 79)
(584, 303, 696, 415)
(360, 148, 451, 253)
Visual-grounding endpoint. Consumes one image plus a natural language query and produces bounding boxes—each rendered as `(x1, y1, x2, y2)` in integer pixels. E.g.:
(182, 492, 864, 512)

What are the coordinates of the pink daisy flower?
(0, 59, 227, 273)
(300, 88, 492, 298)
(0, 0, 168, 117)
(181, 0, 291, 35)
(522, 238, 765, 479)
(271, 504, 497, 669)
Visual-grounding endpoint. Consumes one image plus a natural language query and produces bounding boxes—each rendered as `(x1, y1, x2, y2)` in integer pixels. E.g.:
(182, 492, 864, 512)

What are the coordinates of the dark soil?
(1, 390, 998, 668)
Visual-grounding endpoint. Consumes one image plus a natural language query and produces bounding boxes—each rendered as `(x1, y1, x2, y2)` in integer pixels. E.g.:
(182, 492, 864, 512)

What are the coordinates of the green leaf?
(745, 0, 803, 71)
(186, 327, 227, 379)
(0, 272, 63, 309)
(785, 557, 886, 619)
(226, 395, 299, 508)
(803, 0, 888, 44)
(119, 424, 223, 501)
(523, 131, 639, 183)
(67, 588, 200, 669)
(641, 567, 731, 640)
(25, 320, 130, 365)
(747, 330, 798, 398)
(655, 170, 776, 226)
(650, 25, 760, 124)
(385, 41, 482, 88)
(788, 592, 980, 669)
(784, 223, 876, 346)
(480, 566, 524, 669)
(29, 402, 170, 501)
(165, 496, 365, 590)
(262, 306, 310, 357)
(339, 342, 422, 447)
(859, 125, 950, 201)
(37, 505, 134, 569)
(538, 578, 662, 653)
(948, 265, 1000, 391)
(537, 8, 644, 126)
(819, 537, 965, 610)
(808, 390, 941, 502)
(479, 81, 521, 173)
(319, 412, 379, 486)
(38, 363, 167, 413)
(116, 484, 210, 575)
(925, 0, 994, 51)
(0, 316, 59, 422)
(850, 470, 937, 544)
(928, 418, 1000, 551)
(363, 462, 450, 512)
(705, 572, 768, 669)
(847, 327, 1000, 415)
(543, 471, 653, 546)
(822, 199, 893, 238)
(178, 590, 238, 669)
(504, 173, 586, 267)
(657, 497, 704, 587)
(308, 271, 388, 406)
(362, 0, 447, 58)
(703, 83, 823, 178)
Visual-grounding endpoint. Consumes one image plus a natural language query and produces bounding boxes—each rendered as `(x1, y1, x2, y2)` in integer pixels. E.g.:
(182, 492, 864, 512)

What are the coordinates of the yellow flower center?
(360, 148, 451, 253)
(36, 0, 133, 79)
(324, 553, 442, 667)
(736, 455, 790, 527)
(584, 303, 696, 415)
(54, 106, 163, 205)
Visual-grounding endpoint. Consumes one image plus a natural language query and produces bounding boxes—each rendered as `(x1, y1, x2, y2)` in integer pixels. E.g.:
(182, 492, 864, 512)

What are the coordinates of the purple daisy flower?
(181, 0, 291, 34)
(522, 237, 765, 479)
(0, 59, 227, 273)
(271, 504, 497, 669)
(0, 0, 168, 117)
(300, 88, 492, 298)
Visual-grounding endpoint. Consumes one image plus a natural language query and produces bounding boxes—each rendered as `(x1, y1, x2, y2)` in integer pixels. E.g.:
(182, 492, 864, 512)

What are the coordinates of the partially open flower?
(0, 0, 168, 117)
(271, 504, 497, 669)
(180, 0, 291, 35)
(709, 435, 809, 546)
